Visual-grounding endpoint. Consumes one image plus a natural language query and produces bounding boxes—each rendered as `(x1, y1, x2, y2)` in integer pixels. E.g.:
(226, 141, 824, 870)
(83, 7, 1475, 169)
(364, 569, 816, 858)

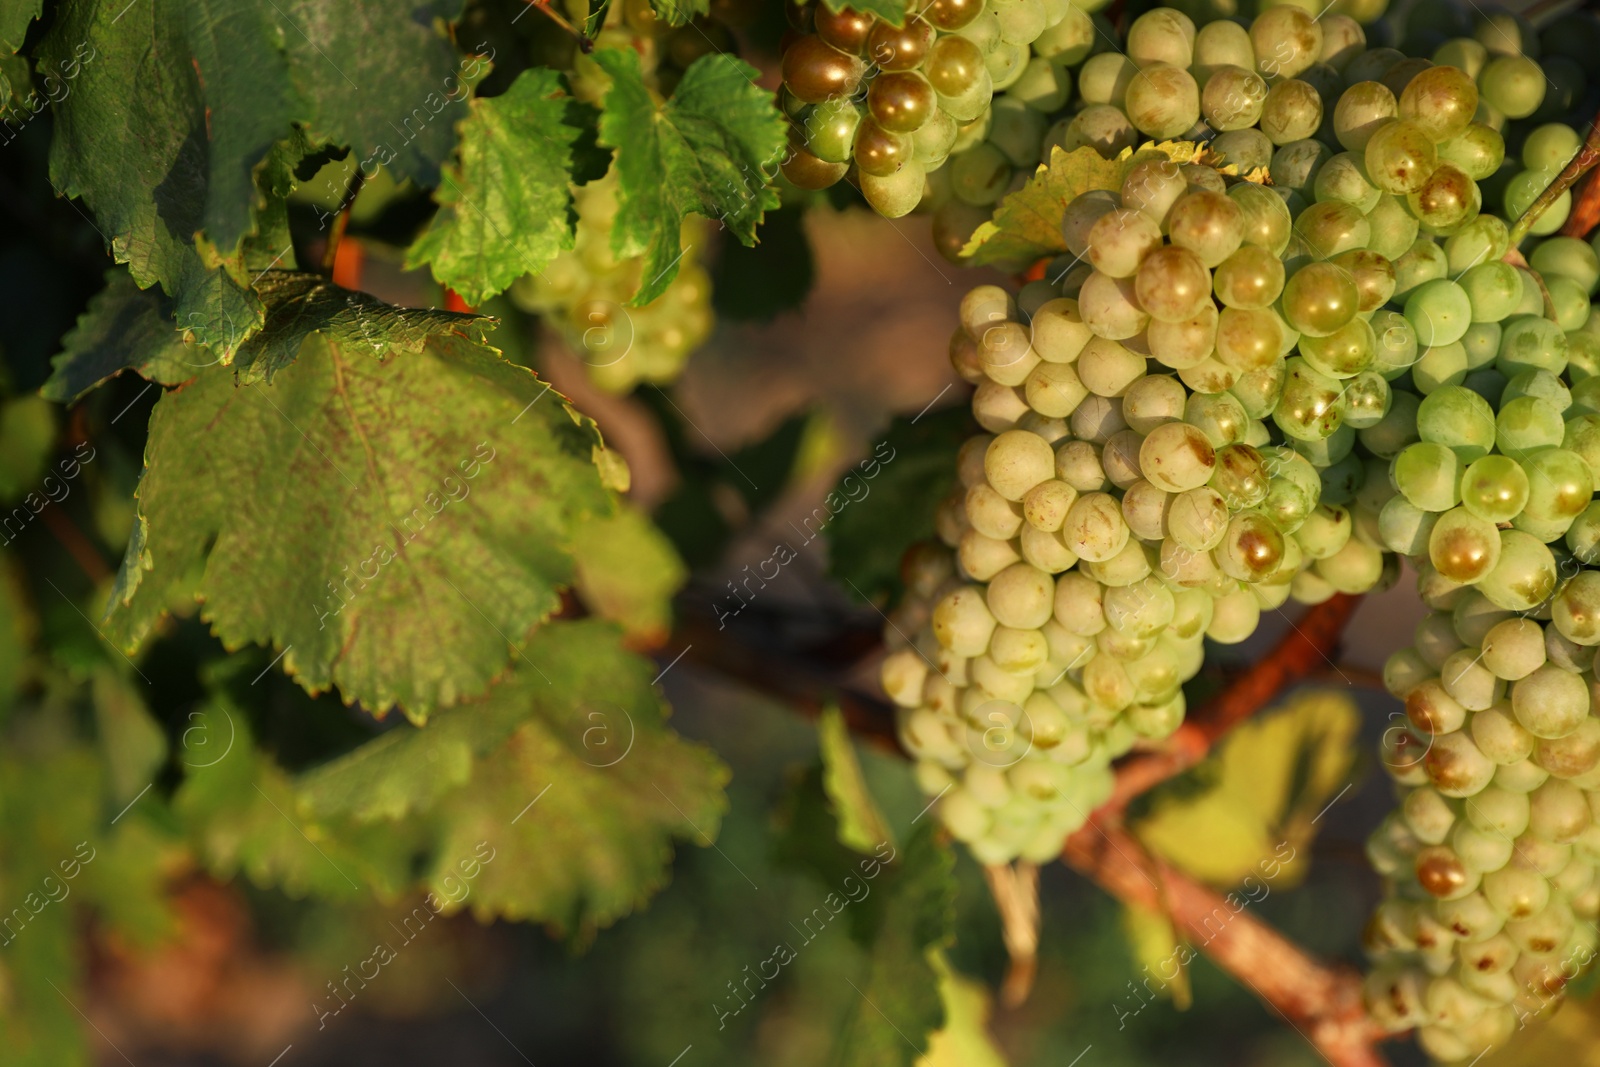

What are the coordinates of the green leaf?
(833, 822, 954, 1067)
(570, 502, 687, 644)
(650, 0, 709, 27)
(0, 560, 34, 710)
(300, 621, 730, 933)
(819, 704, 897, 855)
(1133, 689, 1360, 886)
(0, 0, 40, 52)
(41, 270, 200, 404)
(407, 68, 581, 307)
(826, 404, 973, 606)
(91, 667, 167, 805)
(593, 48, 786, 305)
(104, 334, 616, 721)
(962, 141, 1265, 268)
(918, 952, 1010, 1067)
(1119, 903, 1192, 1011)
(174, 697, 418, 899)
(0, 395, 55, 502)
(711, 204, 814, 322)
(822, 0, 906, 24)
(231, 270, 494, 383)
(278, 0, 472, 189)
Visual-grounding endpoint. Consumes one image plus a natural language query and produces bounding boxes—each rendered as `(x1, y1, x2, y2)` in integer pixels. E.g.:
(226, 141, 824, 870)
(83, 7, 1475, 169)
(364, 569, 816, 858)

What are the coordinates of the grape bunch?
(778, 0, 1108, 219)
(511, 172, 714, 393)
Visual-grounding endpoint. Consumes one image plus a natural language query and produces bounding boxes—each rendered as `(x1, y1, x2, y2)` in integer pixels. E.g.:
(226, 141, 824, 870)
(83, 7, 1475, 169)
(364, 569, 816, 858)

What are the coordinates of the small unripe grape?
(1479, 54, 1546, 119)
(1123, 63, 1200, 140)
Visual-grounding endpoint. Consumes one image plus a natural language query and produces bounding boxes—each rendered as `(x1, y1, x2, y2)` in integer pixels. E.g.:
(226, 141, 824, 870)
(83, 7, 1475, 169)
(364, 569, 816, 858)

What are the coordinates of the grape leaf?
(0, 0, 38, 52)
(650, 0, 709, 27)
(833, 822, 954, 1067)
(1134, 690, 1359, 886)
(919, 952, 1010, 1067)
(288, 622, 730, 933)
(41, 270, 199, 404)
(593, 48, 786, 305)
(231, 271, 494, 383)
(407, 68, 581, 307)
(826, 404, 974, 606)
(819, 704, 897, 855)
(821, 0, 906, 24)
(711, 204, 815, 322)
(174, 697, 419, 900)
(90, 667, 167, 806)
(278, 0, 471, 189)
(962, 141, 1269, 268)
(104, 334, 617, 721)
(0, 395, 55, 502)
(570, 502, 687, 645)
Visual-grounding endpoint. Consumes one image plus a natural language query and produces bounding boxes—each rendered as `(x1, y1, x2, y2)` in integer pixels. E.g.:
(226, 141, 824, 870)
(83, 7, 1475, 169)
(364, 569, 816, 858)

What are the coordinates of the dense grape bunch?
(862, 0, 1600, 1055)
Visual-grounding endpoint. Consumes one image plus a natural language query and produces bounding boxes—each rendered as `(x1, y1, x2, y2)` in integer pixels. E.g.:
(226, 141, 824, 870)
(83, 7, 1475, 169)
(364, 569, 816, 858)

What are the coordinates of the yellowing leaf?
(1120, 902, 1192, 1011)
(917, 950, 1010, 1067)
(1133, 689, 1360, 887)
(819, 703, 897, 855)
(962, 140, 1272, 268)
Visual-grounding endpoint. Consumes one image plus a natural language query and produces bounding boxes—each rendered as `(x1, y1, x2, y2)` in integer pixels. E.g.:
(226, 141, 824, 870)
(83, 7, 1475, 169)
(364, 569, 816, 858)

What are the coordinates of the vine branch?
(1061, 823, 1390, 1067)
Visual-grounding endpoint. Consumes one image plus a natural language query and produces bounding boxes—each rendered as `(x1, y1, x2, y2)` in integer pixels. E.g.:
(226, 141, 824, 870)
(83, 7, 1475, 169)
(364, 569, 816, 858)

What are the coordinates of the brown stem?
(1062, 824, 1391, 1067)
(39, 505, 113, 586)
(1561, 166, 1600, 240)
(1508, 105, 1600, 247)
(320, 168, 365, 275)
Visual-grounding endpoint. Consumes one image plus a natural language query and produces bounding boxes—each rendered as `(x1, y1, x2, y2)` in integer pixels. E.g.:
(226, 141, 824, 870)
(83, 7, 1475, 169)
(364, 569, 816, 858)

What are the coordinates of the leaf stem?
(521, 0, 594, 52)
(1508, 104, 1600, 247)
(321, 168, 365, 275)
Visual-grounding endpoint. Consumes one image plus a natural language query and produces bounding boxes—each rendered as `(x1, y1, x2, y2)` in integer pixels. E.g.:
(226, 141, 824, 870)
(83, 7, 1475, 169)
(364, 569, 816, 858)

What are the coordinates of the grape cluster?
(1361, 253, 1600, 1062)
(511, 172, 714, 393)
(778, 0, 1104, 219)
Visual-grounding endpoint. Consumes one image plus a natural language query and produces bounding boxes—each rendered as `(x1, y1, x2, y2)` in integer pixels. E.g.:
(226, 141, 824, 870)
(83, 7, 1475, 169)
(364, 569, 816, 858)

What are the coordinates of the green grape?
(1230, 182, 1294, 255)
(1123, 63, 1200, 140)
(861, 163, 927, 218)
(1078, 271, 1148, 341)
(1434, 38, 1489, 79)
(1210, 443, 1270, 509)
(1061, 105, 1138, 158)
(1459, 455, 1529, 523)
(1294, 200, 1371, 259)
(1214, 306, 1284, 371)
(1148, 304, 1219, 370)
(1296, 502, 1353, 558)
(987, 98, 1047, 166)
(1076, 336, 1146, 396)
(1167, 190, 1244, 268)
(1405, 278, 1474, 346)
(1232, 361, 1288, 419)
(1498, 316, 1569, 377)
(1443, 214, 1510, 275)
(1319, 14, 1366, 71)
(1457, 261, 1522, 322)
(1398, 64, 1479, 142)
(1436, 122, 1505, 180)
(1127, 7, 1196, 66)
(1512, 663, 1591, 738)
(1135, 246, 1214, 323)
(1393, 237, 1449, 301)
(1315, 152, 1382, 212)
(1366, 194, 1422, 260)
(1299, 316, 1377, 378)
(1413, 342, 1469, 393)
(990, 0, 1046, 47)
(1520, 447, 1594, 526)
(1522, 123, 1582, 172)
(1250, 5, 1323, 80)
(1344, 371, 1393, 428)
(1395, 441, 1463, 511)
(1428, 506, 1502, 583)
(1563, 413, 1600, 482)
(1261, 78, 1324, 146)
(1546, 276, 1590, 331)
(803, 98, 862, 163)
(949, 142, 1012, 205)
(1461, 324, 1501, 368)
(1283, 261, 1359, 337)
(1529, 237, 1600, 295)
(1140, 421, 1218, 492)
(1343, 47, 1405, 88)
(1269, 139, 1331, 196)
(1202, 65, 1269, 131)
(1334, 80, 1399, 153)
(1077, 52, 1137, 107)
(1273, 357, 1345, 440)
(1009, 57, 1072, 113)
(1335, 250, 1398, 312)
(1495, 395, 1566, 453)
(1365, 118, 1440, 194)
(1371, 312, 1422, 378)
(1210, 129, 1273, 173)
(1407, 162, 1482, 234)
(1085, 208, 1163, 278)
(1478, 54, 1546, 119)
(1380, 494, 1437, 553)
(1214, 245, 1286, 310)
(1417, 384, 1497, 460)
